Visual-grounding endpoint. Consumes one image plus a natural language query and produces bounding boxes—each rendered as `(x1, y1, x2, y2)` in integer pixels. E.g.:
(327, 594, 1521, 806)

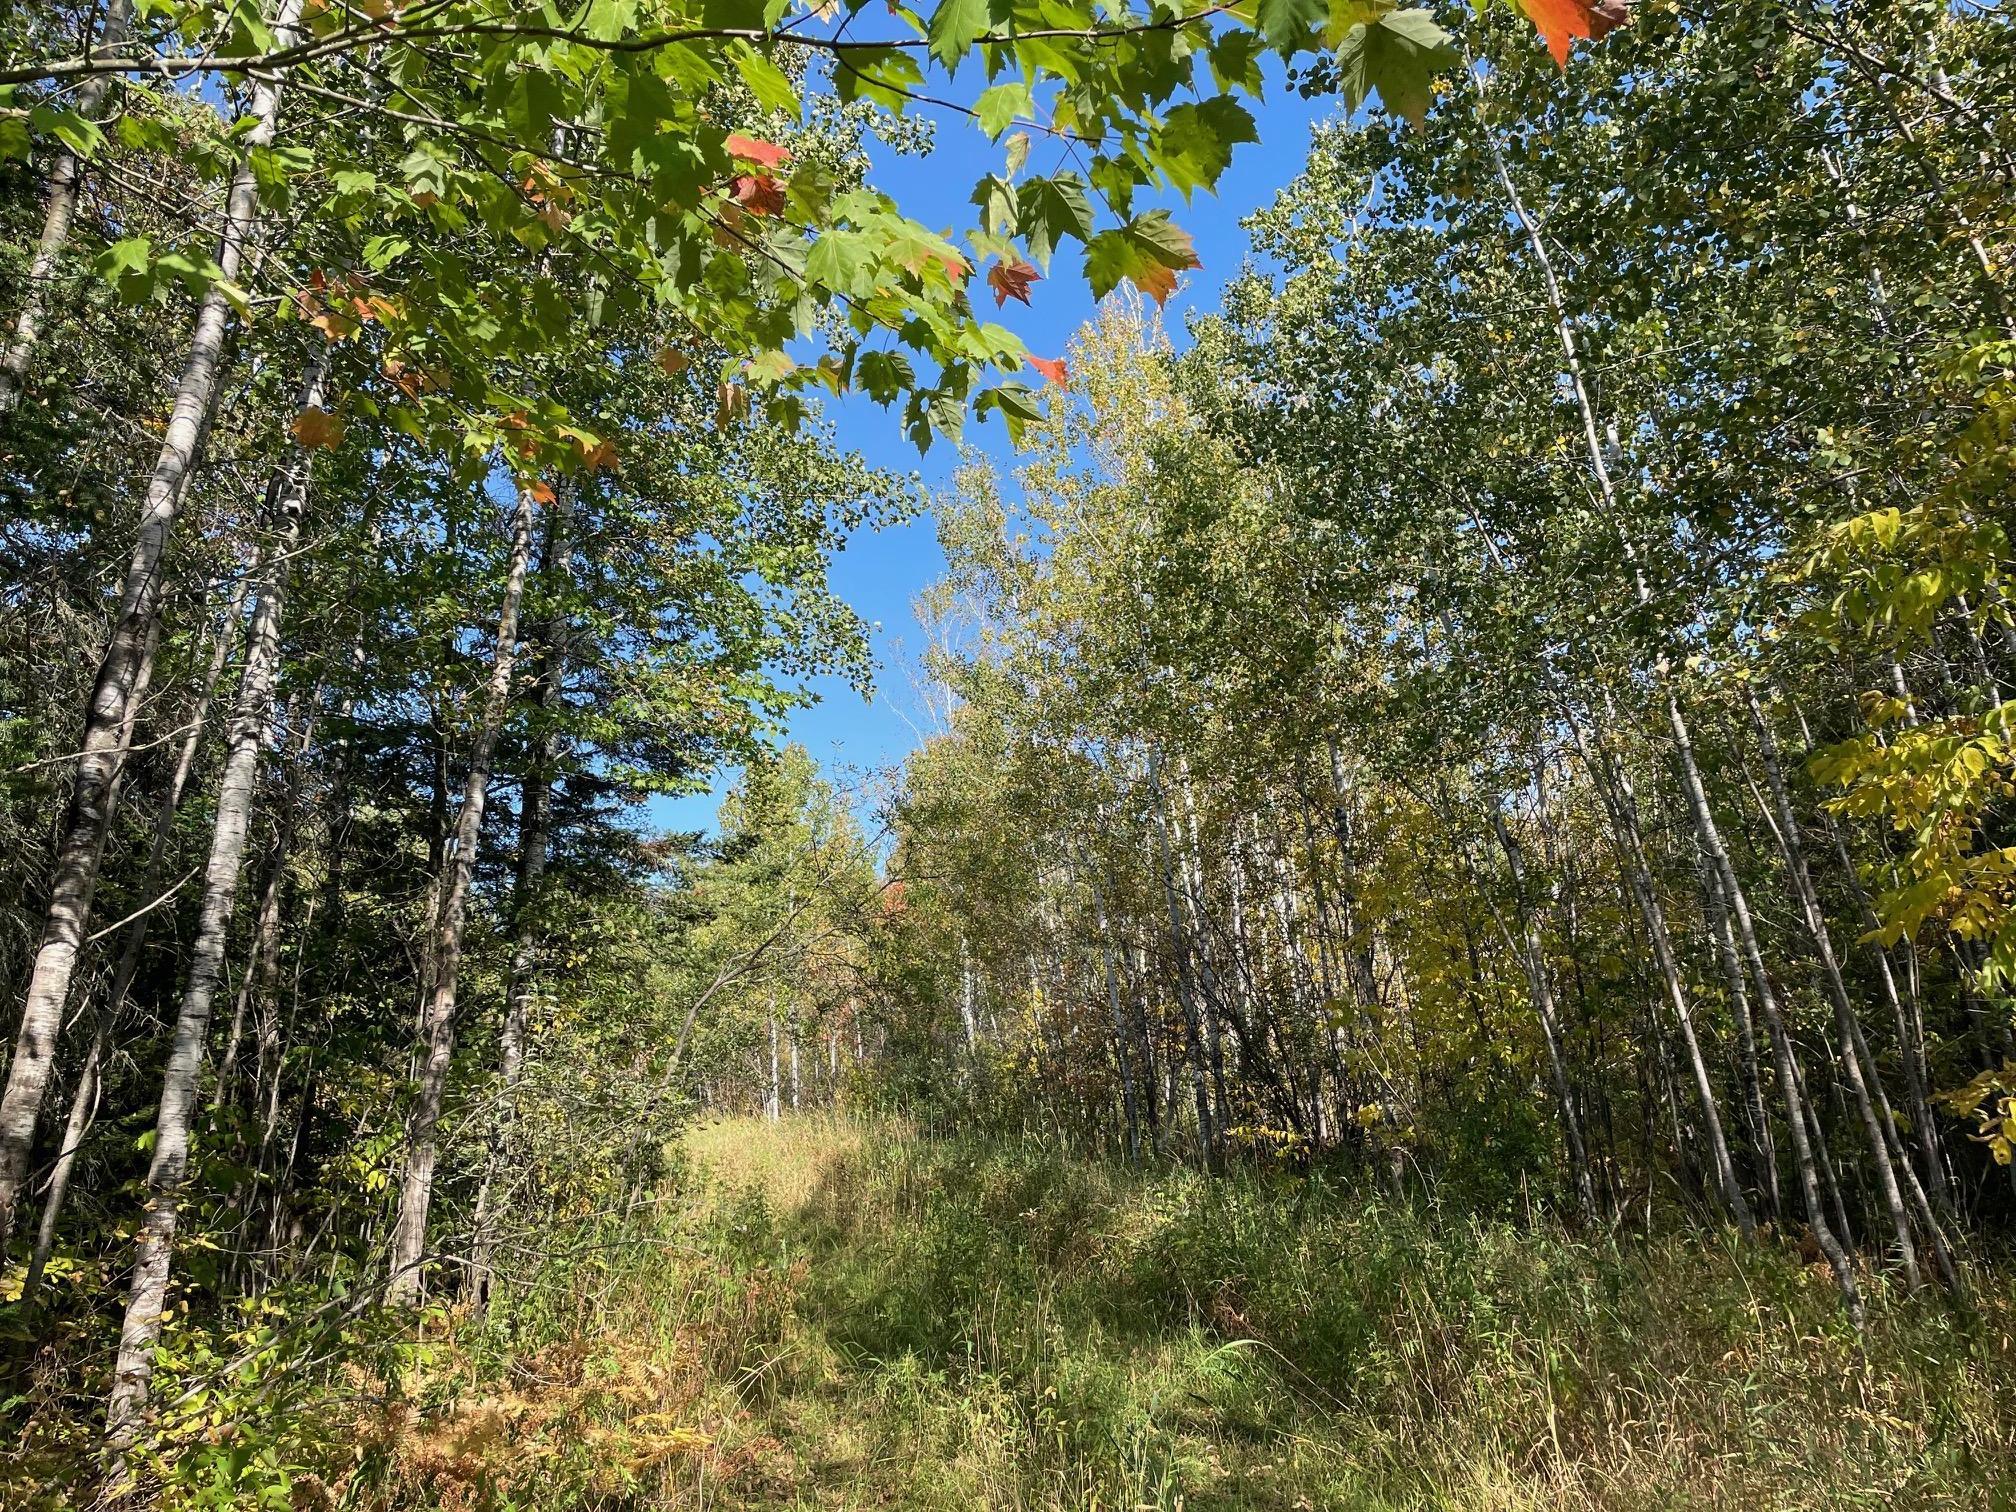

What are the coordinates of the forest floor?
(350, 1116, 2016, 1511)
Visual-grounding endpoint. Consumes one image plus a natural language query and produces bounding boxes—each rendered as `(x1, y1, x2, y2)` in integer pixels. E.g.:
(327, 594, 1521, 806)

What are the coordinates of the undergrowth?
(13, 1116, 2016, 1509)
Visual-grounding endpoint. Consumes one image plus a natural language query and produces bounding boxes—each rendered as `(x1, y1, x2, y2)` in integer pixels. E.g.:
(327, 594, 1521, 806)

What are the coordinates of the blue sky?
(651, 62, 1338, 834)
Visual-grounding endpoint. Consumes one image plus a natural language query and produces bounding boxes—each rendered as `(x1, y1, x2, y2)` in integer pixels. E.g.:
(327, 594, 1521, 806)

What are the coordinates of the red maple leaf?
(987, 258, 1041, 308)
(725, 133, 791, 168)
(734, 174, 786, 217)
(1027, 354, 1068, 387)
(1520, 0, 1629, 66)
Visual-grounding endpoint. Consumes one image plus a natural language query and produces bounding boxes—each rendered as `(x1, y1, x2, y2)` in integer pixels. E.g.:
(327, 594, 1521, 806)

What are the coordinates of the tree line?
(870, 0, 2015, 1332)
(6, 0, 1595, 1491)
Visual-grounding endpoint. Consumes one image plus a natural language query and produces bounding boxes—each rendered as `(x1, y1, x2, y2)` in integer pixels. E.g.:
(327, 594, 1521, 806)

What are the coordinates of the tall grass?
(281, 1116, 2016, 1509)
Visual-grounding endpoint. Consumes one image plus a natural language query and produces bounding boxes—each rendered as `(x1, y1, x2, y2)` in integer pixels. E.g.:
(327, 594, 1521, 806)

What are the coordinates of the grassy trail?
(371, 1116, 2016, 1511)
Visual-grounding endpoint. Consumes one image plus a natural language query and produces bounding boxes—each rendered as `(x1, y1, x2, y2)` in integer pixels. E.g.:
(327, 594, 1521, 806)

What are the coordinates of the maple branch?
(0, 6, 1238, 88)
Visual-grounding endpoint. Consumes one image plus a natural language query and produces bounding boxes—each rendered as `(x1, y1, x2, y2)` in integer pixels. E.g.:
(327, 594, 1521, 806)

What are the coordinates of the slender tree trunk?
(467, 486, 572, 1307)
(386, 480, 538, 1306)
(955, 941, 979, 1052)
(0, 0, 133, 412)
(767, 997, 781, 1122)
(1482, 95, 1760, 1242)
(105, 344, 325, 1454)
(22, 586, 246, 1295)
(1149, 751, 1217, 1166)
(1793, 704, 1950, 1206)
(1746, 691, 1959, 1295)
(1086, 865, 1142, 1161)
(0, 1, 297, 1249)
(1490, 808, 1598, 1217)
(1568, 713, 1754, 1235)
(1663, 695, 1861, 1321)
(1697, 843, 1780, 1221)
(15, 603, 158, 1303)
(23, 1022, 104, 1300)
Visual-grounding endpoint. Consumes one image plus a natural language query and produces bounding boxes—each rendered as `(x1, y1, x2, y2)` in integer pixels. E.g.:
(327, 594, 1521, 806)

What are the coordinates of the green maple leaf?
(1153, 97, 1259, 200)
(926, 0, 993, 69)
(1255, 0, 1327, 52)
(1016, 174, 1097, 267)
(974, 81, 1034, 139)
(1335, 10, 1456, 128)
(1083, 210, 1200, 300)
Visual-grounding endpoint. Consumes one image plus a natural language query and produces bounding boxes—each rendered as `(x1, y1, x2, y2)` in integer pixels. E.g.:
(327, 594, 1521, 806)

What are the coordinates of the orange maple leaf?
(725, 133, 791, 168)
(1027, 355, 1068, 387)
(1519, 0, 1628, 66)
(1132, 262, 1180, 309)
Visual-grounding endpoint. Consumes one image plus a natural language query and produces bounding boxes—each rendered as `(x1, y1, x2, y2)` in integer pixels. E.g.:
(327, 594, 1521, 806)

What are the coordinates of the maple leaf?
(291, 407, 345, 449)
(987, 258, 1041, 308)
(655, 347, 691, 376)
(310, 310, 358, 342)
(724, 133, 791, 168)
(1084, 211, 1201, 301)
(526, 479, 558, 504)
(1519, 0, 1628, 67)
(1027, 354, 1068, 387)
(716, 382, 749, 428)
(734, 174, 786, 216)
(1132, 261, 1179, 309)
(579, 438, 619, 470)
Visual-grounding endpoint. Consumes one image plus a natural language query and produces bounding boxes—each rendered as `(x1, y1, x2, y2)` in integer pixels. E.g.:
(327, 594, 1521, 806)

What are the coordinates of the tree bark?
(1664, 694, 1862, 1322)
(468, 485, 572, 1308)
(0, 0, 133, 412)
(1745, 690, 1960, 1295)
(1149, 749, 1217, 1166)
(1490, 807, 1599, 1217)
(105, 342, 325, 1454)
(0, 0, 295, 1250)
(1568, 713, 1754, 1235)
(22, 585, 247, 1300)
(1085, 863, 1142, 1161)
(385, 479, 538, 1305)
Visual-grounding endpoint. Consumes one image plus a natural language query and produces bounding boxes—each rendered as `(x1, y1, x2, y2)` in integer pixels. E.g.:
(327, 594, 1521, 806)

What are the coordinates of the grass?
(304, 1116, 2016, 1509)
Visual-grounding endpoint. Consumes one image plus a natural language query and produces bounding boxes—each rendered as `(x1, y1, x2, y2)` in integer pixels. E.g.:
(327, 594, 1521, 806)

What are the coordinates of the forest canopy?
(2, 0, 2015, 1505)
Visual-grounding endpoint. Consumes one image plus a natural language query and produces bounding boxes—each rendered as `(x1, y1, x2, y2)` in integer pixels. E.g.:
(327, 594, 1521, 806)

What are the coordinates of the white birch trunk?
(0, 0, 295, 1247)
(105, 344, 325, 1453)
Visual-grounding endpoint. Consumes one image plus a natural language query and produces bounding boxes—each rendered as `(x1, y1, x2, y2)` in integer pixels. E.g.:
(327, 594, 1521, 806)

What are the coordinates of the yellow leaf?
(291, 407, 345, 449)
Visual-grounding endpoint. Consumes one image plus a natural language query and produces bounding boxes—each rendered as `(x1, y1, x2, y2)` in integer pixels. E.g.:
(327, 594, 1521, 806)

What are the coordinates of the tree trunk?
(1086, 864, 1142, 1161)
(1745, 690, 1959, 1295)
(467, 487, 572, 1308)
(1568, 713, 1754, 1235)
(1149, 750, 1217, 1166)
(386, 479, 539, 1305)
(1663, 694, 1862, 1322)
(0, 0, 133, 412)
(0, 0, 296, 1250)
(105, 343, 325, 1454)
(1490, 807, 1599, 1217)
(1696, 842, 1780, 1222)
(21, 585, 246, 1298)
(22, 1021, 104, 1302)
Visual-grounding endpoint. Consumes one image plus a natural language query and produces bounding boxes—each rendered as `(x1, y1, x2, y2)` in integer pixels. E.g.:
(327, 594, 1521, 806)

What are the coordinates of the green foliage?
(173, 1115, 2016, 1511)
